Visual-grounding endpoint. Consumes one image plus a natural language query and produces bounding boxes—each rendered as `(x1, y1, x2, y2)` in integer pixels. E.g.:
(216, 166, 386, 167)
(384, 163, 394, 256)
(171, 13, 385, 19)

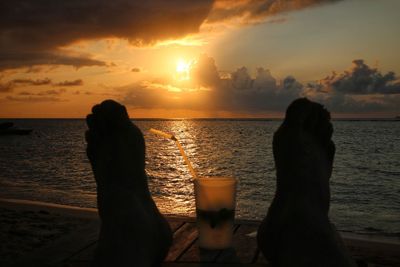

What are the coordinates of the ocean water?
(0, 119, 399, 238)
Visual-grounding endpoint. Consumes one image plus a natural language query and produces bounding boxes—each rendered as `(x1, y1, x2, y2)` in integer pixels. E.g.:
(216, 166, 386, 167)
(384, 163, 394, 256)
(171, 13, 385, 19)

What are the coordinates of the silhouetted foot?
(257, 98, 356, 266)
(86, 100, 172, 267)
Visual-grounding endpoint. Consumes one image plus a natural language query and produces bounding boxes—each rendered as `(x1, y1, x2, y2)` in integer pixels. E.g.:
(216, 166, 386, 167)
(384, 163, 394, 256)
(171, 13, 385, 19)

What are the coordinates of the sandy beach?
(0, 198, 399, 267)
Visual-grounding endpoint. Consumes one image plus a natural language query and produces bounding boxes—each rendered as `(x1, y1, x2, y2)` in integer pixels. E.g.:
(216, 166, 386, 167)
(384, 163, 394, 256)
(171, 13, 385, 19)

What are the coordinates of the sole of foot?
(86, 99, 172, 267)
(257, 98, 356, 267)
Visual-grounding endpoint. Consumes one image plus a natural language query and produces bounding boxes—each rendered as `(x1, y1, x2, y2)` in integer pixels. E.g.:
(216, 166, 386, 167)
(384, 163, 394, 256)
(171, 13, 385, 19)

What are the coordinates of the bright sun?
(175, 59, 191, 80)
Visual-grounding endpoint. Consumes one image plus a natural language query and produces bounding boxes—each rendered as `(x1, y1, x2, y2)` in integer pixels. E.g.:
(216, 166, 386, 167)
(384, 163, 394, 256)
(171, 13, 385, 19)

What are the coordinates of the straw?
(149, 128, 198, 180)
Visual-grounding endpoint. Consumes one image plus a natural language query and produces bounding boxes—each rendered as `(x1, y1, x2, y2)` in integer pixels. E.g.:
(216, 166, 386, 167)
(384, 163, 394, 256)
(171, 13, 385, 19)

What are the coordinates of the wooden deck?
(64, 217, 268, 267)
(14, 215, 400, 267)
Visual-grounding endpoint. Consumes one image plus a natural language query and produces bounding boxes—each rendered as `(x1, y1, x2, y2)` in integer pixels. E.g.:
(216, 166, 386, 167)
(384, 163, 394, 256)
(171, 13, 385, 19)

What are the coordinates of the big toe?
(284, 98, 333, 146)
(86, 100, 130, 135)
(91, 99, 130, 132)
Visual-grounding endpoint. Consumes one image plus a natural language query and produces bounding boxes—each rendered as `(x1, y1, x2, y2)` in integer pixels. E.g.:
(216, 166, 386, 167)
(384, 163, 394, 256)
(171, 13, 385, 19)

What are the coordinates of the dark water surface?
(0, 119, 399, 237)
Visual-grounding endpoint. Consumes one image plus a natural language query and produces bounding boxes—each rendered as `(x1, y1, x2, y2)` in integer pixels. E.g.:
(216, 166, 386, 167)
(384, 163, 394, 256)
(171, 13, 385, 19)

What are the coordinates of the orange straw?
(149, 128, 198, 180)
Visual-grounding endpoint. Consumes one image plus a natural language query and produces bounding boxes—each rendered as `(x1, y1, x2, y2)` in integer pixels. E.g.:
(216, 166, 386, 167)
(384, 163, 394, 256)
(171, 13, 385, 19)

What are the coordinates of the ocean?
(0, 119, 399, 238)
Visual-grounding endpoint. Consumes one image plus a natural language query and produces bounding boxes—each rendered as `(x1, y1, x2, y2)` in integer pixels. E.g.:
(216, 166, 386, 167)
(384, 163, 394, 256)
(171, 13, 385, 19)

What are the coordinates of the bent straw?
(149, 128, 198, 180)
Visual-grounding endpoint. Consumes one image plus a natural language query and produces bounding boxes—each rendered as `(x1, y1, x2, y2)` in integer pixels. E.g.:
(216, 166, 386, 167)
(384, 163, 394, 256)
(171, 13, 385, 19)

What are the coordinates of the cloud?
(54, 79, 83, 86)
(207, 0, 342, 25)
(0, 51, 107, 71)
(267, 17, 289, 24)
(0, 77, 85, 93)
(0, 81, 14, 92)
(0, 78, 51, 92)
(18, 89, 66, 96)
(121, 54, 304, 112)
(305, 60, 400, 113)
(0, 0, 213, 71)
(190, 54, 221, 88)
(119, 56, 399, 115)
(131, 68, 141, 73)
(309, 60, 400, 95)
(0, 0, 345, 71)
(306, 92, 400, 113)
(12, 78, 52, 86)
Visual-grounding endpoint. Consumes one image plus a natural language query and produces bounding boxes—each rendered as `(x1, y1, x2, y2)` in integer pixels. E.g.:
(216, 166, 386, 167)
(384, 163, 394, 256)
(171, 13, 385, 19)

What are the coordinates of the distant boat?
(0, 122, 33, 135)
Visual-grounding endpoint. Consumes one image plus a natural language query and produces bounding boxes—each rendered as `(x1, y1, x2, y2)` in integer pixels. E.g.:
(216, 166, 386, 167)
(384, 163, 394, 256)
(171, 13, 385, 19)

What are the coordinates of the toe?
(91, 100, 130, 132)
(284, 98, 314, 127)
(92, 104, 101, 114)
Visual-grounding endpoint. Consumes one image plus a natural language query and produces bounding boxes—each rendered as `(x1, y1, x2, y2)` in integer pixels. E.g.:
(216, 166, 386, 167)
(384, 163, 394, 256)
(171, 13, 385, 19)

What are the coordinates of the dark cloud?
(120, 56, 399, 115)
(0, 0, 213, 71)
(0, 82, 14, 92)
(0, 51, 107, 71)
(267, 17, 288, 24)
(190, 54, 221, 88)
(131, 68, 141, 73)
(121, 55, 303, 112)
(12, 78, 51, 86)
(307, 92, 400, 113)
(54, 79, 83, 86)
(25, 66, 45, 73)
(0, 0, 345, 71)
(207, 0, 342, 24)
(0, 77, 85, 92)
(310, 60, 400, 95)
(305, 60, 400, 113)
(18, 88, 66, 96)
(0, 78, 50, 92)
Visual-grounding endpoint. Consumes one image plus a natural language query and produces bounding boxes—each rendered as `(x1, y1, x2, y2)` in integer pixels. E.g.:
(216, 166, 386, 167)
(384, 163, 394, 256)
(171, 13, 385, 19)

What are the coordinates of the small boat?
(0, 122, 33, 135)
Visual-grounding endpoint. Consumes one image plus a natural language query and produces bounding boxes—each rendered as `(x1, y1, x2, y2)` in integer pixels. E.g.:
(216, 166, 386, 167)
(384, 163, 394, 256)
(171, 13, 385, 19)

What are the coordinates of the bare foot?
(257, 98, 356, 267)
(86, 100, 172, 267)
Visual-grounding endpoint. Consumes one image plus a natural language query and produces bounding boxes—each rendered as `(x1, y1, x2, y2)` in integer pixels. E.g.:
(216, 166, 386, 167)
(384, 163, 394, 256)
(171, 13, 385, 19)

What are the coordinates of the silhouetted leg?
(86, 100, 172, 267)
(257, 98, 356, 267)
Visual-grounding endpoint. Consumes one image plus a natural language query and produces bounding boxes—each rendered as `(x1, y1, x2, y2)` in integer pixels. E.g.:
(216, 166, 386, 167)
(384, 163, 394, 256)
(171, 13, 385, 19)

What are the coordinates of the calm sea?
(0, 119, 399, 238)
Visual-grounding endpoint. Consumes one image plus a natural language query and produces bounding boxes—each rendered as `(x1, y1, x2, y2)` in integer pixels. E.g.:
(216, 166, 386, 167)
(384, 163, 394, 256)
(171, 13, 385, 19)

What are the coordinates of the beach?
(1, 198, 399, 267)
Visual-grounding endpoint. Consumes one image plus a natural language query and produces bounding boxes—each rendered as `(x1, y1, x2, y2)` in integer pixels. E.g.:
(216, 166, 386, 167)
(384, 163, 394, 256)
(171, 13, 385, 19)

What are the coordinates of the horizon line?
(0, 117, 399, 121)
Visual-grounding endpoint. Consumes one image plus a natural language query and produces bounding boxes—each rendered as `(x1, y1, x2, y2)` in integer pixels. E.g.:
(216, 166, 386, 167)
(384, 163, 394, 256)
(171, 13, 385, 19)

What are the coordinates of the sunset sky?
(0, 0, 399, 118)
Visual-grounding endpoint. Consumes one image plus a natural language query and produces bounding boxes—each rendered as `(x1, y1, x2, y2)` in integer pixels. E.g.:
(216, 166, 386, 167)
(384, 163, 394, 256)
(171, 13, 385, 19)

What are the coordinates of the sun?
(176, 59, 190, 73)
(175, 59, 192, 80)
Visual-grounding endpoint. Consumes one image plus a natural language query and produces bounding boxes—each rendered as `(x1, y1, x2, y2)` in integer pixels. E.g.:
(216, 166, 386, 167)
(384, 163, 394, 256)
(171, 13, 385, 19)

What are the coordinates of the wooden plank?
(256, 250, 268, 264)
(67, 218, 185, 262)
(165, 222, 198, 262)
(179, 224, 240, 263)
(342, 234, 400, 266)
(178, 244, 221, 263)
(216, 225, 259, 264)
(64, 263, 269, 267)
(66, 242, 97, 262)
(14, 220, 100, 267)
(169, 220, 186, 233)
(61, 261, 91, 267)
(163, 263, 269, 267)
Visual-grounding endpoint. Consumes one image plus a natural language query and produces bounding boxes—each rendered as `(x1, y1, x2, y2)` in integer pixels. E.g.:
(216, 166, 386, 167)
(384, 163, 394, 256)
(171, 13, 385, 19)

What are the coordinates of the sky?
(0, 0, 399, 118)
